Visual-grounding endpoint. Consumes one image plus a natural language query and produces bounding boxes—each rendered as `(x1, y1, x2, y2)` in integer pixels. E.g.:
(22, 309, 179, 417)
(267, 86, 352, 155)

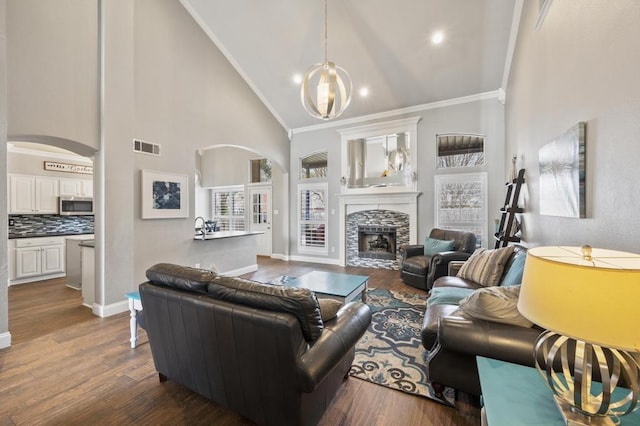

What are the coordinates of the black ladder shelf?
(494, 168, 525, 248)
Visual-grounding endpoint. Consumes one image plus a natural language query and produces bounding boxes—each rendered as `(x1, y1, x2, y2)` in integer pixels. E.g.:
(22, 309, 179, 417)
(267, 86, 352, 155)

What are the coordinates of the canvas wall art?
(141, 170, 189, 219)
(538, 122, 586, 218)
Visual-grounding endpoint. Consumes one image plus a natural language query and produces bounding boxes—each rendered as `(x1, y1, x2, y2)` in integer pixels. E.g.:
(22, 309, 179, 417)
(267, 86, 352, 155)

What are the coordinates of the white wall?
(0, 0, 10, 348)
(6, 0, 99, 150)
(505, 1, 640, 251)
(290, 97, 506, 261)
(1, 0, 288, 326)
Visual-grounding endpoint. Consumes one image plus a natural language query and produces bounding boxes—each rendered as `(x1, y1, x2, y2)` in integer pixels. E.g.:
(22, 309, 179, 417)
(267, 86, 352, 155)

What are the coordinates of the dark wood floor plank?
(0, 259, 480, 425)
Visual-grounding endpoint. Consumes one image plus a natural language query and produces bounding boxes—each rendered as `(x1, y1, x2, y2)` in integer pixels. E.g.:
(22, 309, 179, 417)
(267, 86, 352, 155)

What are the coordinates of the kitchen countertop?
(193, 230, 263, 240)
(9, 231, 95, 239)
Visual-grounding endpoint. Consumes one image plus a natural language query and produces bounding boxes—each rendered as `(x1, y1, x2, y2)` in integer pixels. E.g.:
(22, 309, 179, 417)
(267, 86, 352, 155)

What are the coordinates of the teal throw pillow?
(500, 252, 527, 287)
(424, 237, 455, 256)
(427, 287, 474, 306)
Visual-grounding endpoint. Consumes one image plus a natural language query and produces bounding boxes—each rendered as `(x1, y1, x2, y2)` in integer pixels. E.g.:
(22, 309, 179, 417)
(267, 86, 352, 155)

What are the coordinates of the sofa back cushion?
(208, 276, 324, 341)
(456, 246, 515, 287)
(499, 250, 527, 286)
(146, 263, 216, 293)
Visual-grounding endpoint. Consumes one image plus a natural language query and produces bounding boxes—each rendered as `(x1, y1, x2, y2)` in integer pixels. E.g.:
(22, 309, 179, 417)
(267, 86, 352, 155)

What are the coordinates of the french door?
(250, 186, 272, 256)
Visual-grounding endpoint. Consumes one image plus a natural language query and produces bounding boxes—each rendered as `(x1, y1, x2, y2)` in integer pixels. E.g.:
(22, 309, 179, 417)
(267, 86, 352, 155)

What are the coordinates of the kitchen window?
(211, 186, 246, 231)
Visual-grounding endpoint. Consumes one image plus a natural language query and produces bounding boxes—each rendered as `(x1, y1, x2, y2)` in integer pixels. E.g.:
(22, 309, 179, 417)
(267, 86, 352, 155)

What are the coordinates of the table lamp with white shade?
(518, 245, 640, 425)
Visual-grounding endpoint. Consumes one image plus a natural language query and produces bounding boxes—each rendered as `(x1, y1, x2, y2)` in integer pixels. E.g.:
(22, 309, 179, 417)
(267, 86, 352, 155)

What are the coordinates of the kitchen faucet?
(194, 216, 206, 236)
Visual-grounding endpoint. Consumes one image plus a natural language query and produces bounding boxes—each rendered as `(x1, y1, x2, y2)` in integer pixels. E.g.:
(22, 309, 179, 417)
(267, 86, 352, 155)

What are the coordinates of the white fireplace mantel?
(338, 191, 422, 266)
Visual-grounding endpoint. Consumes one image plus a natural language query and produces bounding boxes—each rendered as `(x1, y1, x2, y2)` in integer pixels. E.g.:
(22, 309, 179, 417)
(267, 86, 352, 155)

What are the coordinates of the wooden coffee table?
(284, 271, 369, 304)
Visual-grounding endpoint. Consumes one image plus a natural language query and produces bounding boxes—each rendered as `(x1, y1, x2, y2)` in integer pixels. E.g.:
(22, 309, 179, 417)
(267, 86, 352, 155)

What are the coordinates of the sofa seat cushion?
(146, 263, 216, 293)
(427, 287, 474, 306)
(402, 255, 432, 274)
(457, 246, 515, 287)
(432, 275, 484, 290)
(421, 303, 461, 350)
(208, 276, 324, 341)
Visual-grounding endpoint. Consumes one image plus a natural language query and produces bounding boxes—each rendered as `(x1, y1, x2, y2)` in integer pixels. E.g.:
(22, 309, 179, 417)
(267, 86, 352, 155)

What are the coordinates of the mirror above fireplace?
(338, 117, 420, 194)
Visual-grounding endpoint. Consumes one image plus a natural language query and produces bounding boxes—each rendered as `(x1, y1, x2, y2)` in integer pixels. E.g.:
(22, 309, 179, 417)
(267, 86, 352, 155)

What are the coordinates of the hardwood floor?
(0, 258, 480, 425)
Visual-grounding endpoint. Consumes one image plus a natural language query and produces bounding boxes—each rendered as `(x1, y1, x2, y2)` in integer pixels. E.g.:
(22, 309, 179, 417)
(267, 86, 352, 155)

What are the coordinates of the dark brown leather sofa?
(139, 263, 371, 426)
(421, 245, 543, 396)
(400, 228, 477, 291)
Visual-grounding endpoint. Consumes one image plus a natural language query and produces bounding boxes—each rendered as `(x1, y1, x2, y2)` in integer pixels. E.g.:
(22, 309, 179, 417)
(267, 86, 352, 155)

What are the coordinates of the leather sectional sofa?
(420, 245, 544, 396)
(139, 263, 372, 426)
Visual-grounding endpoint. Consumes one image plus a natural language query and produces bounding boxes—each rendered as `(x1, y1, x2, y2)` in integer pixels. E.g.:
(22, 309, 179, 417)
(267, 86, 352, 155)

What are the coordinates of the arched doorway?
(5, 136, 99, 329)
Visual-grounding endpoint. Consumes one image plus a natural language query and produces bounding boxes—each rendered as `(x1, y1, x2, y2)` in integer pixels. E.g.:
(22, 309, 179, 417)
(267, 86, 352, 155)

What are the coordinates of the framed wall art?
(538, 122, 586, 218)
(141, 170, 189, 219)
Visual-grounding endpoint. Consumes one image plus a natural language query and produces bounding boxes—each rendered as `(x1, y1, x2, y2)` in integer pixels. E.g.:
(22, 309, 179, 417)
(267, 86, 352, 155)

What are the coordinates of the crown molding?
(291, 90, 501, 135)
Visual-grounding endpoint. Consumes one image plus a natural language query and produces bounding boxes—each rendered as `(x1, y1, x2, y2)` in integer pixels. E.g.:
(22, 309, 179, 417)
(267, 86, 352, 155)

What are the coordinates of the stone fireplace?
(338, 191, 421, 269)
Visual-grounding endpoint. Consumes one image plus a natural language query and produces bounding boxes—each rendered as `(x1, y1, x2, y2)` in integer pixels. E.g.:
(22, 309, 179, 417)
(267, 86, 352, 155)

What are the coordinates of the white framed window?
(435, 173, 487, 247)
(249, 158, 272, 183)
(211, 185, 246, 231)
(298, 182, 328, 254)
(436, 133, 485, 169)
(300, 151, 328, 179)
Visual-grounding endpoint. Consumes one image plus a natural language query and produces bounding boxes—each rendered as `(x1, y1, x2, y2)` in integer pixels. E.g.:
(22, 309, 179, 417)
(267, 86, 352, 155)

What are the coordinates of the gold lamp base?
(553, 396, 616, 426)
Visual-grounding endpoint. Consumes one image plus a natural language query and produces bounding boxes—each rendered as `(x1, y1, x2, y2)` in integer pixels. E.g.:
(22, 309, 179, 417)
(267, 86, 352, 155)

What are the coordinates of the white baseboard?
(289, 255, 341, 266)
(85, 300, 129, 318)
(220, 264, 258, 277)
(9, 272, 66, 286)
(270, 253, 289, 261)
(0, 331, 12, 349)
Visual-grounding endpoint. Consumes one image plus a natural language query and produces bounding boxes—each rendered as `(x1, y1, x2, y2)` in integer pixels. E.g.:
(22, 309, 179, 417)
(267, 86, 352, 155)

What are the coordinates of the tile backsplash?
(8, 214, 94, 238)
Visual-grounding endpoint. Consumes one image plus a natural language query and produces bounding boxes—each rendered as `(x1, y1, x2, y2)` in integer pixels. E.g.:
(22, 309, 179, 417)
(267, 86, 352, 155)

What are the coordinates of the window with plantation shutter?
(298, 183, 328, 254)
(212, 186, 246, 231)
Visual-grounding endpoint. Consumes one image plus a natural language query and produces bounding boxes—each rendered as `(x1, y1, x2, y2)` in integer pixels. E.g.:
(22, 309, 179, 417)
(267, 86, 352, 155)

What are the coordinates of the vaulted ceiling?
(180, 0, 518, 131)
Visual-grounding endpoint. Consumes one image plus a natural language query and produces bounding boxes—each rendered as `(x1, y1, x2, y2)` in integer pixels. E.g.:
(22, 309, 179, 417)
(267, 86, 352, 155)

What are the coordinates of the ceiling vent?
(133, 139, 160, 156)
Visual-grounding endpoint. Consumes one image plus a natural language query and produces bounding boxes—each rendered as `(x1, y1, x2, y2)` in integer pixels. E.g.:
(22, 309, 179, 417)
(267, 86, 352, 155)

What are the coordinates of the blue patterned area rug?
(349, 288, 455, 406)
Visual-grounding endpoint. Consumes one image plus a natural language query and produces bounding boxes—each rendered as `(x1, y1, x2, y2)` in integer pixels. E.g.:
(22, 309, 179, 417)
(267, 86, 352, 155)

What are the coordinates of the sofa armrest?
(399, 244, 425, 261)
(296, 301, 372, 392)
(437, 316, 542, 366)
(448, 260, 466, 276)
(426, 251, 473, 289)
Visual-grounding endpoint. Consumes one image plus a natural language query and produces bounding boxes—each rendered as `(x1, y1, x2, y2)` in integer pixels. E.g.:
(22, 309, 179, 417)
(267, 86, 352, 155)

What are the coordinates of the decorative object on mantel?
(141, 170, 189, 219)
(44, 161, 93, 175)
(539, 122, 586, 218)
(300, 0, 352, 120)
(518, 245, 640, 425)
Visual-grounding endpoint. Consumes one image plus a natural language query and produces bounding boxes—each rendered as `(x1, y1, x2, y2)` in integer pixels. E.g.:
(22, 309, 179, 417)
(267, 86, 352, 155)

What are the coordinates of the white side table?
(124, 291, 142, 348)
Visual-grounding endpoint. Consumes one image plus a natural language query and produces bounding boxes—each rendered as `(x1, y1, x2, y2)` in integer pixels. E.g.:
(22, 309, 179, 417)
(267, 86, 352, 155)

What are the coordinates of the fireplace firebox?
(358, 226, 397, 260)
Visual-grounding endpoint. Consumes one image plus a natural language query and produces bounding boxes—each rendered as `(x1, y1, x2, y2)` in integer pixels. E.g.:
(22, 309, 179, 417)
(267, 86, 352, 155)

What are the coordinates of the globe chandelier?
(300, 0, 353, 120)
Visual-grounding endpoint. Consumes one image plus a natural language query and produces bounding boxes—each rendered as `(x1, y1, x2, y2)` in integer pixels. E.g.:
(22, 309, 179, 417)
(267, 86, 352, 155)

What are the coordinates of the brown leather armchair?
(139, 263, 371, 426)
(400, 228, 477, 291)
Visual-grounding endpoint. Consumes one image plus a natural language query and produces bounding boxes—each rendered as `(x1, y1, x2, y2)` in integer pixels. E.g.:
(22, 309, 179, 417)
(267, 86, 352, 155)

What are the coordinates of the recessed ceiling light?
(359, 87, 369, 97)
(432, 31, 444, 44)
(293, 74, 303, 85)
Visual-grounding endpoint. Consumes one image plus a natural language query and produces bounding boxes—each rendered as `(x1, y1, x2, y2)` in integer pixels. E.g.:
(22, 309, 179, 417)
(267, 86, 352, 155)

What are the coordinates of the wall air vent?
(133, 139, 160, 156)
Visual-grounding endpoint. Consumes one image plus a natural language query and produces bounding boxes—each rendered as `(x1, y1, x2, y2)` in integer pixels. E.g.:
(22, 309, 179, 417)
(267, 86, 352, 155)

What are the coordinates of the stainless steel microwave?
(59, 196, 94, 215)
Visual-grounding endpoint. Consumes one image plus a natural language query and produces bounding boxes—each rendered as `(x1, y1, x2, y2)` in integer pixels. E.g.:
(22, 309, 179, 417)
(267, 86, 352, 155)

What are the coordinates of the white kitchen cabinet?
(81, 180, 93, 197)
(59, 179, 83, 196)
(59, 178, 93, 197)
(9, 174, 59, 214)
(10, 236, 66, 284)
